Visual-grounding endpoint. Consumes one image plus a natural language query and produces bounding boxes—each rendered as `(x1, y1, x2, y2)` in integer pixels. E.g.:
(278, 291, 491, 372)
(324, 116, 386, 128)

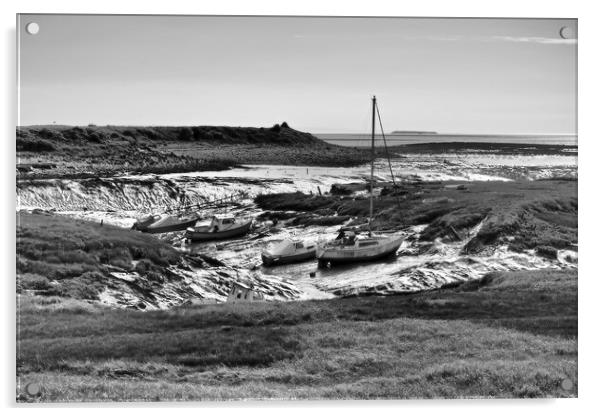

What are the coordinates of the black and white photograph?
(15, 13, 578, 402)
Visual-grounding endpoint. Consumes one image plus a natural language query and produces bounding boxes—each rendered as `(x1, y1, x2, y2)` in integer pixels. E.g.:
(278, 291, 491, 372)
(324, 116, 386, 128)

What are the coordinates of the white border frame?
(2, 1, 599, 414)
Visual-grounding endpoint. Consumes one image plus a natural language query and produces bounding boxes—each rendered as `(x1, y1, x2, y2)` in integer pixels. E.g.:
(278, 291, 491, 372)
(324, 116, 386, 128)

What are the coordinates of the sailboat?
(317, 96, 404, 267)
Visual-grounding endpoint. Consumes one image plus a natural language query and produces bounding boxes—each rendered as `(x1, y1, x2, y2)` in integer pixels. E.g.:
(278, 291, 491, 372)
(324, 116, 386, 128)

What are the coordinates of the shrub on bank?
(16, 138, 56, 152)
(536, 245, 558, 260)
(17, 273, 52, 291)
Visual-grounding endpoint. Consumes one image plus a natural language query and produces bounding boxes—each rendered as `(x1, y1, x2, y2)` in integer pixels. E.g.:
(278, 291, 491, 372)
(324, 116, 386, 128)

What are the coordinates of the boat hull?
(317, 236, 403, 266)
(140, 218, 198, 234)
(261, 250, 316, 266)
(132, 216, 157, 231)
(185, 221, 252, 242)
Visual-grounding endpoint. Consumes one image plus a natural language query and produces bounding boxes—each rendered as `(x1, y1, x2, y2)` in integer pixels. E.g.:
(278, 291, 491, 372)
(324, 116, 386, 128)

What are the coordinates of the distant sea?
(316, 133, 578, 148)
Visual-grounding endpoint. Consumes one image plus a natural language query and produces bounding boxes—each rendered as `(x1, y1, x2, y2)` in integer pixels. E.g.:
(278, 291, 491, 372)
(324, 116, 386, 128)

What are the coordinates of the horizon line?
(16, 124, 577, 137)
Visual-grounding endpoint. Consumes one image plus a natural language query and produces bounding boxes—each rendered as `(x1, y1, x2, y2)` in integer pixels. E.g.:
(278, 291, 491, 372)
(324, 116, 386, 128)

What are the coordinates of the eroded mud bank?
(17, 154, 577, 307)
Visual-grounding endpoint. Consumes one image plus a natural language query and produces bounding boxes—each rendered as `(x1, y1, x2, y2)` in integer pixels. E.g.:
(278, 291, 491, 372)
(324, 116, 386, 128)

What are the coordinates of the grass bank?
(17, 268, 577, 401)
(16, 212, 302, 309)
(16, 212, 181, 300)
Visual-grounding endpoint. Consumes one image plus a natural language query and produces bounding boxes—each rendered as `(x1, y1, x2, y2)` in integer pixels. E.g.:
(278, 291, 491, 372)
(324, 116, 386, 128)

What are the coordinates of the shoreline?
(16, 124, 577, 181)
(17, 141, 577, 181)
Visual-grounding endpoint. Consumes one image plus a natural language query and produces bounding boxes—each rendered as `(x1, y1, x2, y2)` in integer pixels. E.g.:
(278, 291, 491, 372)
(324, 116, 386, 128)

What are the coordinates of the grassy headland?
(16, 124, 370, 179)
(17, 268, 577, 401)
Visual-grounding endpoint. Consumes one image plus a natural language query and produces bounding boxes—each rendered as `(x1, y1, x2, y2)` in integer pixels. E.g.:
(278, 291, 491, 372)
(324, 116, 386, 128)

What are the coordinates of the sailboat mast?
(369, 95, 376, 235)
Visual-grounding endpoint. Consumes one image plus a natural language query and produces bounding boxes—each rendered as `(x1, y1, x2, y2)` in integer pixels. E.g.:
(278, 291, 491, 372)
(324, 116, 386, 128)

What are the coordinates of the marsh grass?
(256, 180, 577, 257)
(16, 212, 181, 300)
(17, 269, 577, 401)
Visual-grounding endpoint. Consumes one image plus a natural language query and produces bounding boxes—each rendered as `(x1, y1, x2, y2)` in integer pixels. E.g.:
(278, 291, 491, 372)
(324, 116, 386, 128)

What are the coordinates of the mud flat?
(18, 178, 577, 303)
(387, 141, 577, 156)
(16, 153, 577, 301)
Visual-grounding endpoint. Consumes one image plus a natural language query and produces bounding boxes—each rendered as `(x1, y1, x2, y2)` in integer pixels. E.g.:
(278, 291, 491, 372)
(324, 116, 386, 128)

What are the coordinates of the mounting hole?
(561, 378, 574, 391)
(25, 382, 41, 396)
(26, 22, 40, 35)
(559, 26, 575, 40)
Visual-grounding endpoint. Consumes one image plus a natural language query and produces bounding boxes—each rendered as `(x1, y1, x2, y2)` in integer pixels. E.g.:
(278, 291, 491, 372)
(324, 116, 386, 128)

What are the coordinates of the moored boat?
(261, 239, 317, 266)
(317, 96, 405, 267)
(132, 214, 160, 231)
(185, 215, 253, 242)
(133, 213, 200, 234)
(317, 230, 403, 266)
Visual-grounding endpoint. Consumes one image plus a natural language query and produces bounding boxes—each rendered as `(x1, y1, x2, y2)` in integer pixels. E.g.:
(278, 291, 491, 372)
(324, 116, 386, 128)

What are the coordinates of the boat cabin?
(334, 231, 358, 246)
(209, 216, 238, 232)
(227, 282, 265, 303)
(268, 239, 315, 255)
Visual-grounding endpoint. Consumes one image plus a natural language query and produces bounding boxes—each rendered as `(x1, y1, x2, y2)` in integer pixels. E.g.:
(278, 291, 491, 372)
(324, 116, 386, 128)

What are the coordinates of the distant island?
(391, 130, 438, 135)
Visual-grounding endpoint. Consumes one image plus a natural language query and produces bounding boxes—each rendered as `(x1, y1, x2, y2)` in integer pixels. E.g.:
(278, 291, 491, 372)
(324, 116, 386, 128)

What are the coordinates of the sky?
(17, 15, 577, 134)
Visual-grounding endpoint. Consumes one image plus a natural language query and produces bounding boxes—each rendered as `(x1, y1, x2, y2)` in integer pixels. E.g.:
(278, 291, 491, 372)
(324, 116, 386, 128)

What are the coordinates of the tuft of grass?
(255, 192, 336, 212)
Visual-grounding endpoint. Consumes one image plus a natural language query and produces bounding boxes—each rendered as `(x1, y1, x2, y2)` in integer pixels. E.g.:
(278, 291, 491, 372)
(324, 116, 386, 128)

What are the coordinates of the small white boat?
(262, 239, 317, 266)
(317, 230, 403, 266)
(185, 215, 253, 242)
(227, 282, 265, 303)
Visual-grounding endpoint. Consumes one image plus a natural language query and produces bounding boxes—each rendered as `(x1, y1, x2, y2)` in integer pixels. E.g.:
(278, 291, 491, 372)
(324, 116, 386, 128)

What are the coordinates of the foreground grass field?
(17, 268, 577, 401)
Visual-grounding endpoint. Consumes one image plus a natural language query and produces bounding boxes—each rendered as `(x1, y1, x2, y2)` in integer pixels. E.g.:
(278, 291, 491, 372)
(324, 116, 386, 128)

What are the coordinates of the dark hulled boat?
(185, 215, 253, 242)
(133, 213, 199, 234)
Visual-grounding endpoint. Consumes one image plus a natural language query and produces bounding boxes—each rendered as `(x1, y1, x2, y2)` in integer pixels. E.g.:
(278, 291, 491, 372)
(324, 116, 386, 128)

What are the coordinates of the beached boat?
(227, 282, 265, 303)
(185, 215, 253, 242)
(317, 230, 403, 266)
(133, 213, 200, 234)
(317, 96, 404, 266)
(261, 239, 317, 266)
(132, 214, 159, 230)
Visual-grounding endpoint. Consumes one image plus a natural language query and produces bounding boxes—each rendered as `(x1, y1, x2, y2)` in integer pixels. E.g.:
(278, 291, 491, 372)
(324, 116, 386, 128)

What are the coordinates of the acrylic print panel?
(16, 14, 577, 402)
